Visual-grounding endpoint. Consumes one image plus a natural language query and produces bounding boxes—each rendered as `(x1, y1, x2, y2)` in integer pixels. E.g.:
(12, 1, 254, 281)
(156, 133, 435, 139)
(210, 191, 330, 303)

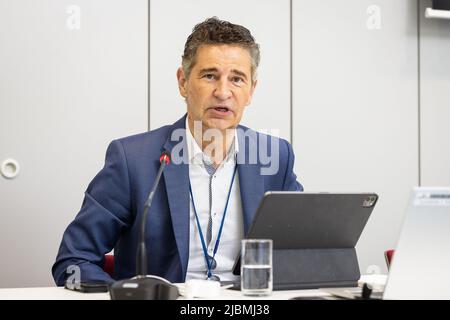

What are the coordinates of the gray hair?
(182, 17, 260, 83)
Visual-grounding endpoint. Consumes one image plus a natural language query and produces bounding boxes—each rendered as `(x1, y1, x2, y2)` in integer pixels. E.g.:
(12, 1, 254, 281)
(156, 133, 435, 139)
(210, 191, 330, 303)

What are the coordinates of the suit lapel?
(162, 116, 190, 281)
(236, 127, 265, 235)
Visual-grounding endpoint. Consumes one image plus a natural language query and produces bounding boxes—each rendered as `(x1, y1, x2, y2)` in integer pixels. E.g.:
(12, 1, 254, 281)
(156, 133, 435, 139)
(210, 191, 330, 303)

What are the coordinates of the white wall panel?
(0, 0, 148, 287)
(420, 0, 450, 186)
(292, 0, 419, 274)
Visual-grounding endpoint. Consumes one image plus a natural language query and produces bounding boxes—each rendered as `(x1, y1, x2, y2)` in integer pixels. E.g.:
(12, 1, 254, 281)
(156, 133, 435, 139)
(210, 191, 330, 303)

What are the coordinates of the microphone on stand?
(136, 151, 170, 277)
(109, 151, 179, 300)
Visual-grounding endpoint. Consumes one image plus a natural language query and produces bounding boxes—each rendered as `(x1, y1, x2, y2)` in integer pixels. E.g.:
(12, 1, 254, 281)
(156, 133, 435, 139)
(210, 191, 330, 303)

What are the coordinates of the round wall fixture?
(1, 159, 20, 179)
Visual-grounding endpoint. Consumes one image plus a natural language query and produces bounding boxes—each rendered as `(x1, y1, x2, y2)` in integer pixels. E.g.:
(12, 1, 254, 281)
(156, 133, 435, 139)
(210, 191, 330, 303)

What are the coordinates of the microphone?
(136, 151, 171, 276)
(109, 151, 179, 300)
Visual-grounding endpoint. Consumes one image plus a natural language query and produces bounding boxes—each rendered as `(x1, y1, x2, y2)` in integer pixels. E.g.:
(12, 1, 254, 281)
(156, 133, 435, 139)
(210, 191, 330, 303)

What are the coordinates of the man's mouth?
(209, 106, 231, 114)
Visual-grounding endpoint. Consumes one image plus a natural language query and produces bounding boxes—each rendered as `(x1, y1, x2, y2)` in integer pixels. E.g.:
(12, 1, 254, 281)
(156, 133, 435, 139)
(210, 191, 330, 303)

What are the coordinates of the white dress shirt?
(185, 118, 244, 281)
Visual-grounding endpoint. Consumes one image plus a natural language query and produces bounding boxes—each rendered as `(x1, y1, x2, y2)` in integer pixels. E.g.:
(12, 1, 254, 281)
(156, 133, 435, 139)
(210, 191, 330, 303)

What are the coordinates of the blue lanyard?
(188, 164, 238, 279)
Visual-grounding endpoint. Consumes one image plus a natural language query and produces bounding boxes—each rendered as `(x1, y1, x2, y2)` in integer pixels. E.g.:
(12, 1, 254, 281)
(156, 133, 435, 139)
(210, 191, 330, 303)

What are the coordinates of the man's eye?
(232, 77, 244, 84)
(203, 74, 215, 80)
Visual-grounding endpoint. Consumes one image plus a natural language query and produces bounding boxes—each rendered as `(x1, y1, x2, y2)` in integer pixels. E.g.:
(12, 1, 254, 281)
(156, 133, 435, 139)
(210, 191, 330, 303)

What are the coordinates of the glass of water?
(240, 239, 273, 296)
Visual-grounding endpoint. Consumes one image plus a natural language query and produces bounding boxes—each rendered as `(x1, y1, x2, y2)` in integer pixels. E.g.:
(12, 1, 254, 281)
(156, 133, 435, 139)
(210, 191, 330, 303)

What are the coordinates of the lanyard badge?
(188, 164, 238, 281)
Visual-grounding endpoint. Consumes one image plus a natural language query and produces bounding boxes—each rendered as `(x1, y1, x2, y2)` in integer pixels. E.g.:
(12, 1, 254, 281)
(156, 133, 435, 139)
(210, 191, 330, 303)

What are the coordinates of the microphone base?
(109, 275, 179, 300)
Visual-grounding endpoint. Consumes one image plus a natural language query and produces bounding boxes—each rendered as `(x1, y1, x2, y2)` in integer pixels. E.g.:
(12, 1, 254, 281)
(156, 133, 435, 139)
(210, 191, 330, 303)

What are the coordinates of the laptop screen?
(383, 187, 450, 299)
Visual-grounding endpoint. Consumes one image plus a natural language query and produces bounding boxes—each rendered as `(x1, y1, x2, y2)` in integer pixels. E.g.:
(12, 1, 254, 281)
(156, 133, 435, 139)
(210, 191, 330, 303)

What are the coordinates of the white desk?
(0, 275, 387, 300)
(0, 287, 110, 300)
(0, 286, 328, 300)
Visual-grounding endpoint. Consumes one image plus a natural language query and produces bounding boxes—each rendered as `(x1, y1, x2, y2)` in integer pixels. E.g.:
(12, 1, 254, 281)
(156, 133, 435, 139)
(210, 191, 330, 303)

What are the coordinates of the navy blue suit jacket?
(52, 115, 303, 286)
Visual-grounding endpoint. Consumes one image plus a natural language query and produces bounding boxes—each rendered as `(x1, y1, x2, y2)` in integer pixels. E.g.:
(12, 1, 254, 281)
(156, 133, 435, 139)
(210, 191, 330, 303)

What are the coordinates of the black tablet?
(232, 191, 378, 276)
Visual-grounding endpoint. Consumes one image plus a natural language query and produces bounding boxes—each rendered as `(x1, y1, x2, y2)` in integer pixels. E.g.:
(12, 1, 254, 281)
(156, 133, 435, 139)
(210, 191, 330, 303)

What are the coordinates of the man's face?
(177, 44, 257, 132)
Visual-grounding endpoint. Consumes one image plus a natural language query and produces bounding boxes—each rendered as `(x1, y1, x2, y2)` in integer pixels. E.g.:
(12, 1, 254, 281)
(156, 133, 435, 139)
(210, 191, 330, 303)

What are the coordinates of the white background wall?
(0, 0, 148, 288)
(292, 0, 419, 275)
(0, 0, 449, 288)
(420, 0, 450, 186)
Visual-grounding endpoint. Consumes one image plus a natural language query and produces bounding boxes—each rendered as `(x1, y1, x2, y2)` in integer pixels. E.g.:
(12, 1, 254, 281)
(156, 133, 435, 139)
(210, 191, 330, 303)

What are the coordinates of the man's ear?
(177, 67, 188, 98)
(246, 79, 258, 106)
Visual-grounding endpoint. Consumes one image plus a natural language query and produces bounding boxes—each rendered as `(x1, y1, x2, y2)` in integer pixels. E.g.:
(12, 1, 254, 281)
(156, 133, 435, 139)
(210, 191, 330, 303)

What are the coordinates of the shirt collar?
(185, 117, 239, 165)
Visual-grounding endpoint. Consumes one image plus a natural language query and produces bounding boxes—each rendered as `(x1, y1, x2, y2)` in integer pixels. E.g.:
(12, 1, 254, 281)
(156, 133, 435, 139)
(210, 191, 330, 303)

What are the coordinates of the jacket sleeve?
(52, 140, 133, 286)
(282, 139, 304, 191)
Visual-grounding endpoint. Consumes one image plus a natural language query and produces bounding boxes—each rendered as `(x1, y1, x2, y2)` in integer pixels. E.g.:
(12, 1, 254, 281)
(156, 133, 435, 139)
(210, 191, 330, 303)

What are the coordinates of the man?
(52, 17, 303, 286)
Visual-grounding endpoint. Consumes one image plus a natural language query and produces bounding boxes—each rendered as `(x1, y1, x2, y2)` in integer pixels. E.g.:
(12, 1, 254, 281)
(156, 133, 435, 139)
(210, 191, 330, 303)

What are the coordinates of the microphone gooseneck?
(136, 151, 171, 277)
(109, 150, 179, 300)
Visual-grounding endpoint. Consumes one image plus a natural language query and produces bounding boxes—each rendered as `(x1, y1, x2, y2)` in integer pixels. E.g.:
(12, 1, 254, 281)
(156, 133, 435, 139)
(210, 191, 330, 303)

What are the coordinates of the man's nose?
(213, 79, 232, 100)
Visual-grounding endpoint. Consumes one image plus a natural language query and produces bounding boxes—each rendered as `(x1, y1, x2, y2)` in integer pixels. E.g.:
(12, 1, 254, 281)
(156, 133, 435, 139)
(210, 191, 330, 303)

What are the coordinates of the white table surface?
(0, 286, 329, 300)
(0, 275, 387, 300)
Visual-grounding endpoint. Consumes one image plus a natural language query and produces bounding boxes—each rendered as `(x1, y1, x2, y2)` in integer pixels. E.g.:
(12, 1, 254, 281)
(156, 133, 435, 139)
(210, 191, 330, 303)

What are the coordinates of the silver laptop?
(383, 187, 450, 300)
